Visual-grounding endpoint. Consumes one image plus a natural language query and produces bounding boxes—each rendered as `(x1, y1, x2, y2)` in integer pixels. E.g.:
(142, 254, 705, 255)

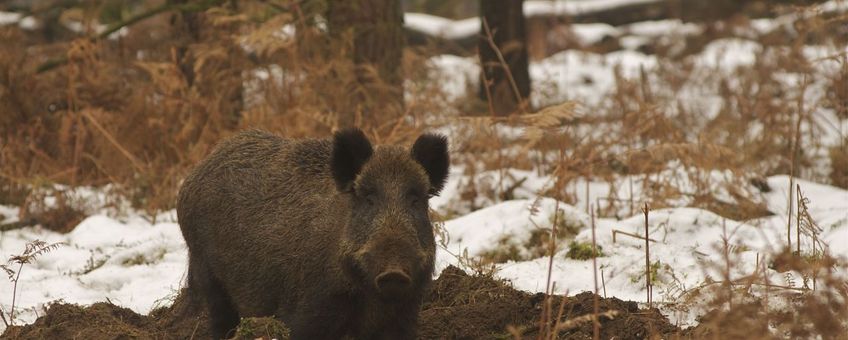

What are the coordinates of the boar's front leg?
(187, 256, 240, 339)
(282, 293, 353, 340)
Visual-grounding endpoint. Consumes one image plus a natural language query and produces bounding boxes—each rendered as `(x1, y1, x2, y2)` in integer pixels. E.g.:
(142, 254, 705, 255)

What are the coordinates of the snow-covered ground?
(1, 174, 845, 331)
(437, 175, 848, 324)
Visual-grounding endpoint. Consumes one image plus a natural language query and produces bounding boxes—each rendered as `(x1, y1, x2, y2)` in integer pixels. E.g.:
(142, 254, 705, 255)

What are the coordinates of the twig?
(590, 205, 600, 340)
(796, 183, 802, 255)
(763, 256, 770, 327)
(500, 176, 527, 201)
(189, 318, 201, 340)
(0, 305, 8, 327)
(601, 269, 607, 298)
(479, 60, 497, 118)
(628, 176, 634, 216)
(611, 229, 657, 243)
(545, 201, 561, 297)
(722, 218, 732, 308)
(786, 74, 806, 249)
(552, 288, 568, 339)
(10, 262, 23, 325)
(481, 18, 526, 114)
(80, 110, 146, 174)
(0, 218, 38, 232)
(786, 175, 794, 250)
(539, 199, 562, 337)
(554, 310, 620, 333)
(643, 203, 652, 309)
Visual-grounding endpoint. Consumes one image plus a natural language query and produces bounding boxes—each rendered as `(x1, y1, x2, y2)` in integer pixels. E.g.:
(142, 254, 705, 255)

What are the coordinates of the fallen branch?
(611, 229, 658, 243)
(36, 0, 227, 73)
(0, 219, 38, 232)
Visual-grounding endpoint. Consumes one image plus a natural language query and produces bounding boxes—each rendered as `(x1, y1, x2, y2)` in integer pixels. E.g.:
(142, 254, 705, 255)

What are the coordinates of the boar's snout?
(345, 226, 430, 301)
(375, 267, 413, 298)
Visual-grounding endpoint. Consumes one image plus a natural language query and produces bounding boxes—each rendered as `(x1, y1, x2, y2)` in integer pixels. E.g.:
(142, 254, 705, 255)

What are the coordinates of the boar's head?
(331, 128, 449, 301)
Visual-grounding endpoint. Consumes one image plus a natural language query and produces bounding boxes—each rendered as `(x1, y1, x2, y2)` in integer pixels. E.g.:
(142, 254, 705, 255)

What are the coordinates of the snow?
(570, 23, 619, 45)
(524, 0, 662, 17)
(425, 55, 479, 102)
(0, 214, 185, 322)
(696, 38, 763, 70)
(526, 48, 659, 107)
(0, 11, 36, 30)
(405, 0, 664, 42)
(1, 173, 845, 331)
(0, 11, 22, 26)
(435, 198, 589, 262)
(404, 13, 480, 40)
(434, 175, 848, 325)
(624, 19, 702, 37)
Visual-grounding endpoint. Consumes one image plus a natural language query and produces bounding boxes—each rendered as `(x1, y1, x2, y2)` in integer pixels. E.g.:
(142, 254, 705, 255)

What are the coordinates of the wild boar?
(176, 128, 449, 339)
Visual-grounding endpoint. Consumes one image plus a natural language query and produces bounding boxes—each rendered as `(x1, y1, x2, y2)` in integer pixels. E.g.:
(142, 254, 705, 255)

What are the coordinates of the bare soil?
(2, 266, 682, 340)
(419, 266, 680, 339)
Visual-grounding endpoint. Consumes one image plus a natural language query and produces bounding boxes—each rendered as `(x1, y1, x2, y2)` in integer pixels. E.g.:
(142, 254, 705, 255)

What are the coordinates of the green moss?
(120, 248, 166, 266)
(480, 209, 589, 264)
(548, 208, 584, 239)
(630, 260, 665, 284)
(232, 317, 291, 340)
(479, 236, 524, 264)
(565, 241, 603, 260)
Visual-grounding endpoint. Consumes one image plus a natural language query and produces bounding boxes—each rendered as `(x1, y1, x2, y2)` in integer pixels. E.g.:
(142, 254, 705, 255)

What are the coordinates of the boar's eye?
(406, 190, 424, 206)
(359, 189, 377, 206)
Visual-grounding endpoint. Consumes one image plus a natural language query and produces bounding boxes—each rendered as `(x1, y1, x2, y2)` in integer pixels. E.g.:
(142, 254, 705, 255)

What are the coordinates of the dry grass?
(0, 1, 451, 218)
(449, 3, 847, 224)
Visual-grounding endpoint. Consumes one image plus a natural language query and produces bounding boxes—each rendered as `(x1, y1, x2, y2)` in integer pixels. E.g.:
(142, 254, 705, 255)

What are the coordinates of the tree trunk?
(327, 0, 405, 128)
(479, 0, 530, 116)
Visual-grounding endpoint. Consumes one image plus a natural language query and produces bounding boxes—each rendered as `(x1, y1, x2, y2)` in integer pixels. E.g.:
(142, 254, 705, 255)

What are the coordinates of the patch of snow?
(570, 23, 619, 45)
(404, 13, 479, 40)
(18, 16, 37, 30)
(437, 175, 848, 325)
(695, 38, 763, 70)
(0, 214, 185, 330)
(0, 11, 22, 26)
(624, 19, 702, 37)
(750, 18, 780, 35)
(619, 35, 649, 50)
(62, 21, 128, 40)
(524, 0, 662, 17)
(405, 0, 666, 41)
(0, 11, 37, 30)
(426, 55, 479, 102)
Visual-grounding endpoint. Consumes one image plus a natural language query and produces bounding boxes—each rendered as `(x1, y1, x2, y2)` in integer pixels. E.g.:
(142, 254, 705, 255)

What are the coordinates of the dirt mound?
(2, 292, 210, 340)
(1, 302, 153, 339)
(2, 266, 681, 339)
(419, 266, 680, 339)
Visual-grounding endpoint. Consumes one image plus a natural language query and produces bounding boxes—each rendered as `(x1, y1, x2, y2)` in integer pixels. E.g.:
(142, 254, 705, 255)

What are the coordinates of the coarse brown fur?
(177, 129, 449, 339)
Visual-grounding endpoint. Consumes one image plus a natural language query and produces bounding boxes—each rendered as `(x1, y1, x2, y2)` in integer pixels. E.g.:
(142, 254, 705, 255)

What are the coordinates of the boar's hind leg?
(188, 257, 239, 339)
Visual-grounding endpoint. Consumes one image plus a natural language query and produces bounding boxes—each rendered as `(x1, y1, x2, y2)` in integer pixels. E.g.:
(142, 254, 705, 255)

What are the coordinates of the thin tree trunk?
(479, 0, 530, 116)
(327, 0, 405, 128)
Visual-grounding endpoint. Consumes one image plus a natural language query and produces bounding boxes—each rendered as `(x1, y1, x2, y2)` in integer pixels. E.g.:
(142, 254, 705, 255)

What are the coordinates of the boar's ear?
(331, 128, 373, 192)
(411, 133, 449, 196)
